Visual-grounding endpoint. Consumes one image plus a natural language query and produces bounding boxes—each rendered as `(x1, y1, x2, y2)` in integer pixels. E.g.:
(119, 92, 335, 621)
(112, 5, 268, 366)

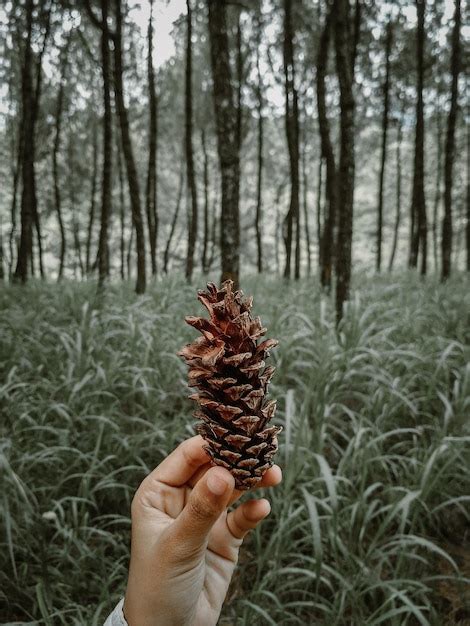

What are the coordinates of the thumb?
(170, 466, 235, 554)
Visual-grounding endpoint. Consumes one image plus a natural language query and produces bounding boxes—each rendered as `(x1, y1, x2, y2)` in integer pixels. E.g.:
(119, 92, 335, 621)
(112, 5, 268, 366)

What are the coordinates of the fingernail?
(207, 471, 230, 496)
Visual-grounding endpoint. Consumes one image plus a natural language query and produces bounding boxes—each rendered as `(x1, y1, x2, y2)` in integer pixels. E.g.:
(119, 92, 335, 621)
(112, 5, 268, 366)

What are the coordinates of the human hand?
(123, 435, 282, 626)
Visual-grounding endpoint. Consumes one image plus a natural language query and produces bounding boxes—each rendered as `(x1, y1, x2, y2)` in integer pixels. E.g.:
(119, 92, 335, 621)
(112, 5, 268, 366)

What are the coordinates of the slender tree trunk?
(53, 37, 71, 281)
(302, 124, 312, 276)
(236, 10, 244, 153)
(14, 0, 35, 283)
(334, 0, 356, 323)
(409, 0, 427, 275)
(164, 164, 185, 274)
(9, 118, 23, 278)
(113, 0, 146, 293)
(388, 99, 404, 272)
(441, 0, 461, 281)
(68, 137, 84, 279)
(185, 0, 198, 282)
(316, 6, 337, 290)
(316, 157, 323, 271)
(467, 112, 470, 272)
(255, 13, 264, 274)
(376, 20, 392, 273)
(86, 0, 113, 286)
(146, 0, 158, 277)
(0, 220, 4, 281)
(283, 0, 301, 280)
(207, 0, 240, 287)
(117, 139, 126, 280)
(201, 129, 210, 273)
(433, 92, 442, 271)
(86, 121, 98, 275)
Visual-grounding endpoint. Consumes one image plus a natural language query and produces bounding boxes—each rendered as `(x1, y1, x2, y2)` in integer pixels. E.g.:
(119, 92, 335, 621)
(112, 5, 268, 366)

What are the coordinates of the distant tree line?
(0, 0, 467, 321)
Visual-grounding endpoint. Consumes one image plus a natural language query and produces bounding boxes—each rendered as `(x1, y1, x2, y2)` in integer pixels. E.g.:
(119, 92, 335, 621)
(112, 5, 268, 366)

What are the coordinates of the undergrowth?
(1, 273, 469, 625)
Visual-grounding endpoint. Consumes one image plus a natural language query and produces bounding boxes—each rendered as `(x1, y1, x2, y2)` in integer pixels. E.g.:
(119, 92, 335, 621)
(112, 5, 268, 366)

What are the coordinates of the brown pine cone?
(179, 280, 281, 490)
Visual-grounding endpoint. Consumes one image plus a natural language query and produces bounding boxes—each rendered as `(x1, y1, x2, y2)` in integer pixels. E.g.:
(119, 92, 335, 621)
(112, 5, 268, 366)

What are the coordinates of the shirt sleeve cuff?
(103, 598, 128, 626)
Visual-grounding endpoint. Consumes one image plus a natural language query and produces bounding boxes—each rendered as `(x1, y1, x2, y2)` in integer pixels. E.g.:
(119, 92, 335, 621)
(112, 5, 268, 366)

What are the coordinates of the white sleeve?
(103, 598, 128, 626)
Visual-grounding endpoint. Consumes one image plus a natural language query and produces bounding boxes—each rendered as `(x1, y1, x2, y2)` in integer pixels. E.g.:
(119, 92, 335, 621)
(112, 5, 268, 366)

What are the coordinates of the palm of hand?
(124, 437, 281, 626)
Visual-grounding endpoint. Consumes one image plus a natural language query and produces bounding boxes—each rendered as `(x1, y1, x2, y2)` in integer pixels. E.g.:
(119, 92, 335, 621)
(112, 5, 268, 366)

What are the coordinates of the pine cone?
(179, 280, 281, 490)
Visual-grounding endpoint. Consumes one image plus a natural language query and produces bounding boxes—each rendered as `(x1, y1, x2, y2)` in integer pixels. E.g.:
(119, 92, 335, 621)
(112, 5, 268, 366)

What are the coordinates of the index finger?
(149, 436, 210, 487)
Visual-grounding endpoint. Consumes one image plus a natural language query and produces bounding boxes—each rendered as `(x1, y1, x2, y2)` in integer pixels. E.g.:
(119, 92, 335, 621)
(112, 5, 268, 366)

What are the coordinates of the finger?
(169, 466, 235, 554)
(226, 498, 271, 540)
(148, 436, 209, 488)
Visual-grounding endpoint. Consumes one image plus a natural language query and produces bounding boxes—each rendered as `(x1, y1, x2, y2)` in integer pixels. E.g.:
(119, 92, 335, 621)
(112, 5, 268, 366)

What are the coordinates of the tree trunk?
(441, 0, 461, 281)
(86, 120, 98, 275)
(432, 92, 442, 271)
(467, 115, 470, 272)
(316, 6, 337, 290)
(376, 20, 392, 273)
(254, 13, 263, 274)
(68, 136, 84, 279)
(409, 0, 427, 276)
(185, 0, 198, 282)
(9, 117, 23, 278)
(301, 118, 312, 276)
(201, 129, 210, 273)
(85, 0, 113, 286)
(113, 0, 146, 294)
(146, 0, 158, 277)
(53, 36, 71, 281)
(334, 0, 356, 323)
(316, 157, 323, 271)
(283, 0, 301, 280)
(164, 164, 185, 274)
(14, 0, 35, 283)
(117, 138, 126, 280)
(388, 98, 404, 272)
(207, 0, 240, 287)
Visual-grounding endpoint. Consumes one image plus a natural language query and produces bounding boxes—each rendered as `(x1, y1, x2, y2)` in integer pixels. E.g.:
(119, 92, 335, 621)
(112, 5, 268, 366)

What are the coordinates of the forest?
(1, 0, 469, 624)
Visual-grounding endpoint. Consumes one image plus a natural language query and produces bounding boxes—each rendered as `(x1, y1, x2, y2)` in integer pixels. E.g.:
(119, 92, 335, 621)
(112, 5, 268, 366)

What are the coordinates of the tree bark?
(316, 5, 337, 290)
(441, 0, 462, 281)
(376, 20, 392, 273)
(85, 0, 113, 286)
(185, 0, 198, 282)
(334, 0, 356, 323)
(388, 98, 404, 272)
(409, 0, 427, 276)
(146, 0, 158, 277)
(254, 13, 263, 274)
(283, 0, 301, 280)
(117, 138, 126, 280)
(9, 116, 23, 278)
(68, 136, 84, 279)
(201, 129, 210, 273)
(316, 157, 323, 271)
(302, 129, 312, 277)
(113, 0, 146, 294)
(53, 36, 71, 281)
(432, 91, 442, 271)
(467, 114, 470, 272)
(207, 0, 240, 287)
(86, 119, 98, 275)
(164, 164, 185, 274)
(14, 0, 36, 283)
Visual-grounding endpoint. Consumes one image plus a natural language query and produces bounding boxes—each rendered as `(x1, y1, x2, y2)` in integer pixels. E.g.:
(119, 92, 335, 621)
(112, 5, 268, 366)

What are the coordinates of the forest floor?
(1, 273, 469, 625)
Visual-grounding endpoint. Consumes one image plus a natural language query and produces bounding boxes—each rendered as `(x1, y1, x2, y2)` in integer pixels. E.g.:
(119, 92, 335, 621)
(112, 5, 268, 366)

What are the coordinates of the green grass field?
(1, 274, 469, 625)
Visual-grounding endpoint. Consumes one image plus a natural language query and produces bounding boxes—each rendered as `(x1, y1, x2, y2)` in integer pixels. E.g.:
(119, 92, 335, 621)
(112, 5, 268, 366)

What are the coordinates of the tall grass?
(1, 273, 469, 625)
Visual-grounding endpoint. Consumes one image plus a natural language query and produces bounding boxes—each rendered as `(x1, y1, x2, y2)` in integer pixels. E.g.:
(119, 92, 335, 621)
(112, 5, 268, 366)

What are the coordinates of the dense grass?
(1, 273, 469, 625)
